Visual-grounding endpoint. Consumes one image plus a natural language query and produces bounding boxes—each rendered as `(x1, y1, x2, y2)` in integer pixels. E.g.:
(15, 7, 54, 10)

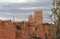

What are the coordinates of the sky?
(0, 0, 53, 23)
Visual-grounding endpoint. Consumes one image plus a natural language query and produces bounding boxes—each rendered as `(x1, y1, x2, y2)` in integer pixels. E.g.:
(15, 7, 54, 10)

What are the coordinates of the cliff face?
(0, 20, 16, 39)
(0, 10, 53, 39)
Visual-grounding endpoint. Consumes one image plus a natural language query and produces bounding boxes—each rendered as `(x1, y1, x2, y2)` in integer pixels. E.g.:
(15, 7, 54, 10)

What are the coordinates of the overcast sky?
(0, 0, 53, 23)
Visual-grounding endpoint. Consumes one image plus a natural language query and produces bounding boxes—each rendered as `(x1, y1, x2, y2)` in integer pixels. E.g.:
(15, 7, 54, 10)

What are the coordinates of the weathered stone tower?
(34, 10, 43, 24)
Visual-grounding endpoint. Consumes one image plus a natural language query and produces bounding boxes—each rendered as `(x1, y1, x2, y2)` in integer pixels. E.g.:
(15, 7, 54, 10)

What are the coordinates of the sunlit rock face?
(0, 10, 54, 39)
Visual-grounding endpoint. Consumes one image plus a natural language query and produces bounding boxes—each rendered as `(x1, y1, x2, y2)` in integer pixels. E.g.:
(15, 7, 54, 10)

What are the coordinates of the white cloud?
(0, 17, 10, 20)
(0, 16, 28, 21)
(0, 0, 36, 3)
(19, 7, 51, 10)
(0, 0, 52, 23)
(14, 18, 28, 21)
(0, 0, 52, 3)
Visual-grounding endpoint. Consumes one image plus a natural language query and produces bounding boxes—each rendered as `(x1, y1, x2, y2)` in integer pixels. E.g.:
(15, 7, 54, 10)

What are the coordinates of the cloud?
(0, 17, 11, 20)
(0, 16, 28, 21)
(0, 0, 52, 3)
(0, 2, 52, 13)
(0, 0, 53, 23)
(0, 7, 51, 12)
(0, 0, 38, 3)
(0, 2, 52, 8)
(0, 2, 52, 17)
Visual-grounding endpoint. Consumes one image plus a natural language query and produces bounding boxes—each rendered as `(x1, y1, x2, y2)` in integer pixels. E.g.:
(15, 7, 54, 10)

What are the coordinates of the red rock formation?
(0, 10, 54, 39)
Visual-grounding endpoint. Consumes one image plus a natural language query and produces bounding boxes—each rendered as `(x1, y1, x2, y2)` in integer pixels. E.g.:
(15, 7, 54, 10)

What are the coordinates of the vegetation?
(49, 0, 60, 39)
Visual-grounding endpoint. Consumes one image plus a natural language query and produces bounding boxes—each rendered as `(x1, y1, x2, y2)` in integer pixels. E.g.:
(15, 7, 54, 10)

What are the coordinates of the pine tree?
(51, 0, 60, 39)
